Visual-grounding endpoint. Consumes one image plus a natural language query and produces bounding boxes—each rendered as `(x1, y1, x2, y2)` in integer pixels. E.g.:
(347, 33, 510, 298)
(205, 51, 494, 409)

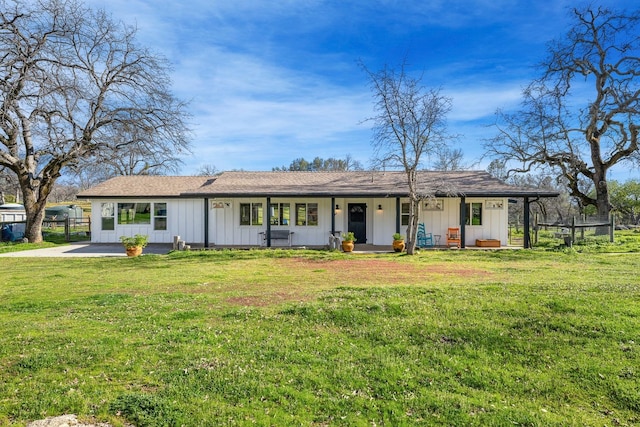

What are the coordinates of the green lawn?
(0, 248, 639, 426)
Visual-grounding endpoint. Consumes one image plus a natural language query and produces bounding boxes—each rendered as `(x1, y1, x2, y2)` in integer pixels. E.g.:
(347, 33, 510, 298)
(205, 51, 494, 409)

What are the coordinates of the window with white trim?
(101, 203, 115, 230)
(154, 203, 167, 230)
(401, 202, 410, 226)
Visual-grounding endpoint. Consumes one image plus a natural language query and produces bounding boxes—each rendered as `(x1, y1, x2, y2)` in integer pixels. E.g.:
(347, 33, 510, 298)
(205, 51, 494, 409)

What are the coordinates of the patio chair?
(446, 227, 461, 248)
(417, 223, 434, 248)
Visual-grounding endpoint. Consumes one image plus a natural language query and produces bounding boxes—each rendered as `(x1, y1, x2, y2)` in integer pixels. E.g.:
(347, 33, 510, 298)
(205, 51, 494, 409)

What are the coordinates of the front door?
(348, 203, 367, 244)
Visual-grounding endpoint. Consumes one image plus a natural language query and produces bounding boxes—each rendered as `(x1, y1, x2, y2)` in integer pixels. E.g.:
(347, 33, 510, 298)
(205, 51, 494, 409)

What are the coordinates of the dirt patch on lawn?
(223, 258, 491, 307)
(280, 257, 490, 280)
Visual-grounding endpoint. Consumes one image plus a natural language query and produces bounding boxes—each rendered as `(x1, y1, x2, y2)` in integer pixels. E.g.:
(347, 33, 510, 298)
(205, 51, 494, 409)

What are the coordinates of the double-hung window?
(154, 203, 167, 230)
(101, 203, 115, 230)
(240, 203, 263, 226)
(401, 202, 410, 226)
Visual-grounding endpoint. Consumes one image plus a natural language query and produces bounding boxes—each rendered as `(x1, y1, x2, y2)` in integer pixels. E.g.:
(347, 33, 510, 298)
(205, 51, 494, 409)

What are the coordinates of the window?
(154, 203, 167, 230)
(101, 203, 115, 230)
(465, 202, 483, 226)
(401, 202, 410, 226)
(118, 203, 151, 225)
(270, 203, 290, 226)
(295, 203, 318, 226)
(240, 203, 263, 226)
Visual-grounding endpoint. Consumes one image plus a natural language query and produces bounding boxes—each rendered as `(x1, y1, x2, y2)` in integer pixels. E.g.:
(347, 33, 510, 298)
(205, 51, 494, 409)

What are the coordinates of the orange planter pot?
(342, 241, 354, 252)
(126, 246, 143, 257)
(392, 240, 405, 252)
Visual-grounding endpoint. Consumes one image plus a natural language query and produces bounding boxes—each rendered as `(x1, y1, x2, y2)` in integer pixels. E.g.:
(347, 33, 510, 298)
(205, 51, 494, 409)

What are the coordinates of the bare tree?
(196, 164, 220, 176)
(0, 0, 190, 242)
(272, 155, 364, 171)
(361, 60, 452, 254)
(487, 6, 640, 223)
(431, 147, 467, 171)
(77, 124, 187, 176)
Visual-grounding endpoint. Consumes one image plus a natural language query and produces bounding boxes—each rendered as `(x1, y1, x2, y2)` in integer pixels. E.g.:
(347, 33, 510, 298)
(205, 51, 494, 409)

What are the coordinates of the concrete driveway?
(0, 242, 173, 257)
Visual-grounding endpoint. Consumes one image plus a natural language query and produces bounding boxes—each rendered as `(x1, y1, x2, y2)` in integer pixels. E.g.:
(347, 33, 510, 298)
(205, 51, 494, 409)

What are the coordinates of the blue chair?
(417, 223, 434, 248)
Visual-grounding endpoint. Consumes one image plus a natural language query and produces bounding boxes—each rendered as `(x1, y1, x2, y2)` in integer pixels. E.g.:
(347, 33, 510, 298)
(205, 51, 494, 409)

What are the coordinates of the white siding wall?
(90, 199, 204, 244)
(419, 198, 509, 246)
(89, 196, 510, 247)
(210, 198, 336, 246)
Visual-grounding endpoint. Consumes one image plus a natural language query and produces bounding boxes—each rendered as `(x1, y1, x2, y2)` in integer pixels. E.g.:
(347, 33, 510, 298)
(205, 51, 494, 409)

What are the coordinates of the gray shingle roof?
(77, 176, 213, 198)
(78, 171, 559, 199)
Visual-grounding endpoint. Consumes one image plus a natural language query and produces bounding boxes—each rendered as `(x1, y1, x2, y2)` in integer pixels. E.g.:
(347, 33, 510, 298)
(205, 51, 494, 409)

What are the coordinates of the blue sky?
(83, 0, 638, 178)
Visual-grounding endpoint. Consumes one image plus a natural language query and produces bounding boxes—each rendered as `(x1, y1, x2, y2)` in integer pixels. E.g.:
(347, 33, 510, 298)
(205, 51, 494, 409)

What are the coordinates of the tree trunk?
(593, 169, 611, 235)
(18, 167, 55, 243)
(406, 198, 420, 255)
(21, 187, 46, 243)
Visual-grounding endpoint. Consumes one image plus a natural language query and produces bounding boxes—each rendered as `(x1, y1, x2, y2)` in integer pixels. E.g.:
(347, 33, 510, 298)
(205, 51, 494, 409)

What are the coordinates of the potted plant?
(392, 233, 405, 252)
(341, 231, 356, 252)
(120, 234, 149, 257)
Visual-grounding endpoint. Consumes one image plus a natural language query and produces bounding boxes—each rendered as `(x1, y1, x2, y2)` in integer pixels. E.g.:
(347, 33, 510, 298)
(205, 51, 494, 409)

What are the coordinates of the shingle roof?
(77, 176, 213, 198)
(78, 171, 558, 199)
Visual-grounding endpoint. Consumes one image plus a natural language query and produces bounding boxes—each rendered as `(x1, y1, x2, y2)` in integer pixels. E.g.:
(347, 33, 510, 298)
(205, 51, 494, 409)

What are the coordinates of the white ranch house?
(77, 171, 558, 249)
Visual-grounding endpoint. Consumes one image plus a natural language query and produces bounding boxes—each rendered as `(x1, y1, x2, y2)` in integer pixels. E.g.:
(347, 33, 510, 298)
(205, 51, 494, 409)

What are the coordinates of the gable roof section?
(78, 171, 558, 199)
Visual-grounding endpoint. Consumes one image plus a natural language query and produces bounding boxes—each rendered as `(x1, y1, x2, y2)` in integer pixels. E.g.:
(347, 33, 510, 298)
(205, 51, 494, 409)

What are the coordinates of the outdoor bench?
(259, 230, 294, 246)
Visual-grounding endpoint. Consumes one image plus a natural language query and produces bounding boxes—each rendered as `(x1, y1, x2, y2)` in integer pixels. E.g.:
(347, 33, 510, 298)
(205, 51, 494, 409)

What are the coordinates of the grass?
(0, 246, 639, 425)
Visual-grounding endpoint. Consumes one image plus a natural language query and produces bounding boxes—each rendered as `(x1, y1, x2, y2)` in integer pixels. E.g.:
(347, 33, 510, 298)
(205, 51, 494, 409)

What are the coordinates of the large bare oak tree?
(487, 6, 640, 221)
(0, 0, 190, 242)
(362, 61, 452, 254)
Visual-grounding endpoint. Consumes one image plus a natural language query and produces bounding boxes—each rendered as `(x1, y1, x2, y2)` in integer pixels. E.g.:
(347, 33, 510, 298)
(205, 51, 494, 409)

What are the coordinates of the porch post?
(266, 197, 271, 247)
(204, 198, 209, 248)
(523, 197, 531, 249)
(331, 197, 336, 235)
(459, 196, 466, 249)
(395, 197, 401, 233)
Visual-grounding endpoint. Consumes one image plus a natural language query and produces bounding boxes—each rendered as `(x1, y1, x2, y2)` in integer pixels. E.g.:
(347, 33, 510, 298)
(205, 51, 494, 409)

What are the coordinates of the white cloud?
(446, 85, 523, 121)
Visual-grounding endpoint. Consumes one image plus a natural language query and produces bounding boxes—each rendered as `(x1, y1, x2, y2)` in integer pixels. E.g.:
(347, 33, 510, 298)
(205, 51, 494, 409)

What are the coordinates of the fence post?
(610, 214, 615, 243)
(571, 216, 576, 245)
(65, 217, 70, 242)
(534, 213, 538, 244)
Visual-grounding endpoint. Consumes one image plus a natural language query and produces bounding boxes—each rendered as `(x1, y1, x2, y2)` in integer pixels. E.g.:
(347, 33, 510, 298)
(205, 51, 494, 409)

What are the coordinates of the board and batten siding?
(209, 198, 336, 247)
(428, 198, 508, 246)
(88, 196, 510, 247)
(89, 199, 205, 244)
(374, 197, 509, 246)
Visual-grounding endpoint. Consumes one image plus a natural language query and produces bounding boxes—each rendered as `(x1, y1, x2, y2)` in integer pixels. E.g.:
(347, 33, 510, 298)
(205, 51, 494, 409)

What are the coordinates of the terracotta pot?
(342, 241, 354, 252)
(126, 246, 143, 257)
(392, 239, 405, 252)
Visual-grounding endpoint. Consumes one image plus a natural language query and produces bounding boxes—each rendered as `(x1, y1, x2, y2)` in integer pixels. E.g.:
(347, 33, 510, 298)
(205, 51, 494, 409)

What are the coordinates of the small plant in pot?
(120, 234, 149, 257)
(392, 233, 405, 252)
(341, 231, 356, 252)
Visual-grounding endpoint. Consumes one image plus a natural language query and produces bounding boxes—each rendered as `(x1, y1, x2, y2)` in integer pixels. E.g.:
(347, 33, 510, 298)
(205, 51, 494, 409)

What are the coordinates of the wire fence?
(533, 214, 614, 246)
(0, 217, 91, 242)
